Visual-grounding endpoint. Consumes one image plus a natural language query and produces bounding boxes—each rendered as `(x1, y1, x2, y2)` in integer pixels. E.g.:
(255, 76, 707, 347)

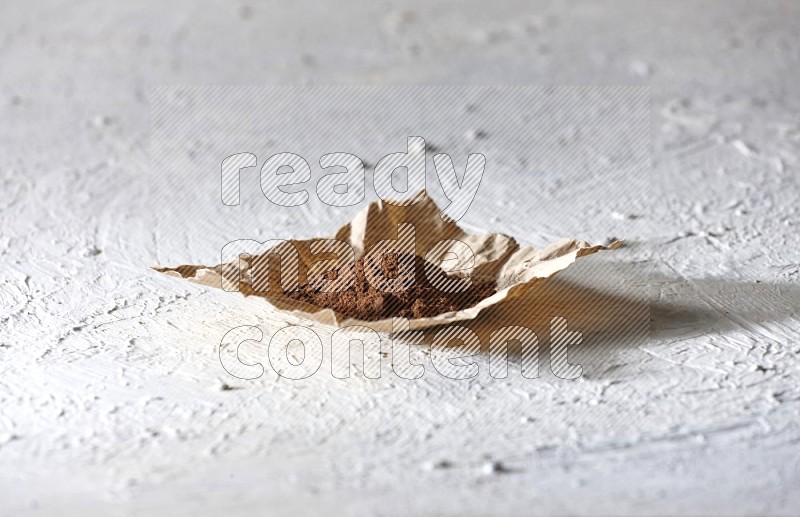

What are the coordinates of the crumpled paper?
(153, 192, 620, 331)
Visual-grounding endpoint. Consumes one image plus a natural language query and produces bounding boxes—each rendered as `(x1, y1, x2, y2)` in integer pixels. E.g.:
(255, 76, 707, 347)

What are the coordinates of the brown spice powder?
(284, 252, 496, 321)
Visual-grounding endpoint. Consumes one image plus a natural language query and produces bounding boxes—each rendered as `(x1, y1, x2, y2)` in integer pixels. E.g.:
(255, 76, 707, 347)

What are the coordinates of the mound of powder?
(284, 252, 496, 321)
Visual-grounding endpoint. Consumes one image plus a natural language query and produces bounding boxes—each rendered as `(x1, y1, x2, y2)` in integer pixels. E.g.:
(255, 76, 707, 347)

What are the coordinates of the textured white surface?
(1, 1, 800, 515)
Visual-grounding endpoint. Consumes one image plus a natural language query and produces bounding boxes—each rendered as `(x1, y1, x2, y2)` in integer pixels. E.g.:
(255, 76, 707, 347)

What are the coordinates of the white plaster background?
(1, 1, 799, 515)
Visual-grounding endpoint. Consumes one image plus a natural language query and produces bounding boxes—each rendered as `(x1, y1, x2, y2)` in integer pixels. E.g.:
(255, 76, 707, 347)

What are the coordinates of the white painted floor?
(1, 1, 799, 515)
